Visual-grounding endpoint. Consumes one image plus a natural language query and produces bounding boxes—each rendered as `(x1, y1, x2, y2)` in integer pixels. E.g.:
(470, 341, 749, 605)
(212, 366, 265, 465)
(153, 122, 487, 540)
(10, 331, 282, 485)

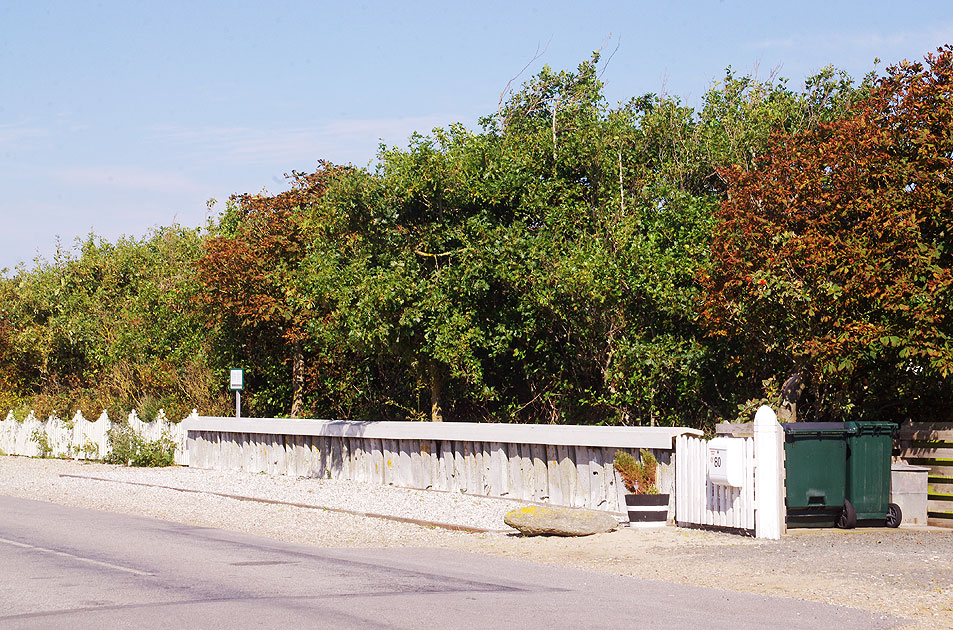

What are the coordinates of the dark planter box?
(625, 493, 669, 527)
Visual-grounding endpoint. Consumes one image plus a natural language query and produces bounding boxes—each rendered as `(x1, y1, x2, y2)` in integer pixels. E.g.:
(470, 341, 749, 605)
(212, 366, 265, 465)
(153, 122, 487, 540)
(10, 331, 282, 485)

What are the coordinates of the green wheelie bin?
(845, 421, 902, 527)
(782, 421, 903, 528)
(782, 422, 855, 528)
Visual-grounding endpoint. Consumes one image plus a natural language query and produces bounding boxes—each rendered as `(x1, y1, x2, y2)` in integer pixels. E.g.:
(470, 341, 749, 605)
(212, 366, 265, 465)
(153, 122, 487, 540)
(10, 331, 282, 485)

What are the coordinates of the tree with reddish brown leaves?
(702, 46, 953, 421)
(197, 163, 343, 418)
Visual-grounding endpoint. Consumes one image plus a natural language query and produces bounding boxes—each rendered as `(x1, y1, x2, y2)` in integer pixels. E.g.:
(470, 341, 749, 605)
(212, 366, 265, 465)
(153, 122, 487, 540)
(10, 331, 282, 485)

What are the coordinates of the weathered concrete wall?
(183, 417, 701, 513)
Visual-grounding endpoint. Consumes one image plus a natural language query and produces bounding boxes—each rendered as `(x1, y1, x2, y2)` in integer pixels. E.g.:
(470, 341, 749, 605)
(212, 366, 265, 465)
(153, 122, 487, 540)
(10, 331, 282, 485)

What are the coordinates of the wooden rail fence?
(898, 420, 953, 527)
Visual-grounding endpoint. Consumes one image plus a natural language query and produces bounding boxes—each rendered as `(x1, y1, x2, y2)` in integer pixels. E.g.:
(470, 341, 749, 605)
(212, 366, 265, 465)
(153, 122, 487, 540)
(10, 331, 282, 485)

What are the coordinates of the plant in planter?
(614, 449, 669, 527)
(614, 449, 658, 494)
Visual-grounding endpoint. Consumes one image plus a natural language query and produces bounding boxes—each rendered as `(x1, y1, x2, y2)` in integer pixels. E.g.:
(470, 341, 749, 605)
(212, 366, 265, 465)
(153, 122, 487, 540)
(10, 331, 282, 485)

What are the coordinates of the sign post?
(229, 369, 244, 418)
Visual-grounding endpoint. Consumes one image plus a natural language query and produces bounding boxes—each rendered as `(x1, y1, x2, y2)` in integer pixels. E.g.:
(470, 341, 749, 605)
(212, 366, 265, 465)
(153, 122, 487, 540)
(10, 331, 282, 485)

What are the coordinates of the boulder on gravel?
(504, 505, 619, 536)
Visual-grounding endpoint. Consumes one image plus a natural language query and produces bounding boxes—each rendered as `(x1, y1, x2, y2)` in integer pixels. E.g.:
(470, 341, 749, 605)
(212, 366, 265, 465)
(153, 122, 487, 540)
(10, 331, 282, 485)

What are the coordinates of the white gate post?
(754, 406, 785, 539)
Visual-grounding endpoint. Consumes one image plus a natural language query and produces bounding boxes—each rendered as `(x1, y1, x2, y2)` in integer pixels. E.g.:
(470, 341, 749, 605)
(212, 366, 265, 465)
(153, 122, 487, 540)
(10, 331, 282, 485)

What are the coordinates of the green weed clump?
(31, 428, 52, 458)
(105, 424, 176, 467)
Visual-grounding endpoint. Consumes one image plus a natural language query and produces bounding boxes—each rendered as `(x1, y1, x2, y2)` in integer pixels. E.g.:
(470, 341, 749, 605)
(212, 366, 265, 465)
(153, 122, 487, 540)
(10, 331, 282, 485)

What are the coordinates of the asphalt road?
(0, 496, 898, 629)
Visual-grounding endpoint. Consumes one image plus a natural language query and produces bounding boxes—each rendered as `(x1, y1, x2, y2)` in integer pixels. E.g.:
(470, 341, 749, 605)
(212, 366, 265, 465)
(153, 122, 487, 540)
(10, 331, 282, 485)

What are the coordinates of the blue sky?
(1, 1, 950, 272)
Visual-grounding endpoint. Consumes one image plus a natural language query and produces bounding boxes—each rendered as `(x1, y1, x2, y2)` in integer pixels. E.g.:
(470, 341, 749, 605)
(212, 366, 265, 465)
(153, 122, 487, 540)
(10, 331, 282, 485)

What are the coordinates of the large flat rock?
(504, 505, 619, 537)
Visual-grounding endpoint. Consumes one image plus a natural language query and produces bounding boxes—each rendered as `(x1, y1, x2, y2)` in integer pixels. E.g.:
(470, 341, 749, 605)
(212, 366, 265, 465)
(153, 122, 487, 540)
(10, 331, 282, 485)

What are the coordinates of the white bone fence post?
(754, 405, 786, 539)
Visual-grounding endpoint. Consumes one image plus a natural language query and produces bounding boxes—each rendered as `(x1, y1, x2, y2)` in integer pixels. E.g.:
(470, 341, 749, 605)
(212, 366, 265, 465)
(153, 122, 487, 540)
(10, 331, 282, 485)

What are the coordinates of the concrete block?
(891, 462, 929, 526)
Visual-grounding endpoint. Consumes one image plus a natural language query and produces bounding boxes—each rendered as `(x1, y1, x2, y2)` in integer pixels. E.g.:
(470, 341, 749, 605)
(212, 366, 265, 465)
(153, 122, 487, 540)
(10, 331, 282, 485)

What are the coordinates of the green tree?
(0, 227, 221, 420)
(298, 54, 721, 425)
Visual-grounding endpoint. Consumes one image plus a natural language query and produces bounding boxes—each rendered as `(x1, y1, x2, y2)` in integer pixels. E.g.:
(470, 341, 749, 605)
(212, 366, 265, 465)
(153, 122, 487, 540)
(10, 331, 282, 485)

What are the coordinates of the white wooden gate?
(675, 434, 755, 532)
(675, 406, 785, 539)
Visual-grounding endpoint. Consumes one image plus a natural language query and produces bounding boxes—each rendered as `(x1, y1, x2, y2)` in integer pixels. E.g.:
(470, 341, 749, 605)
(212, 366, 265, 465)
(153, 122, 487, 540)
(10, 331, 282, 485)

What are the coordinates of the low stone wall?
(183, 417, 701, 513)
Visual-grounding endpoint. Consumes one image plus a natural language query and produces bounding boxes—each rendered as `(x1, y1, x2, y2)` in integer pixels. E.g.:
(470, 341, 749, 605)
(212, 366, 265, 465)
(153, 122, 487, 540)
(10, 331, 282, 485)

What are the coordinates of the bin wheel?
(886, 503, 902, 528)
(837, 499, 857, 529)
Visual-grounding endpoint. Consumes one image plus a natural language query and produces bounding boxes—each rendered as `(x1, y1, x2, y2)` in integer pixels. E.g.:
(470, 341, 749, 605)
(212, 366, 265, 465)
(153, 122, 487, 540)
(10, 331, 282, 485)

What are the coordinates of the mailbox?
(708, 437, 744, 486)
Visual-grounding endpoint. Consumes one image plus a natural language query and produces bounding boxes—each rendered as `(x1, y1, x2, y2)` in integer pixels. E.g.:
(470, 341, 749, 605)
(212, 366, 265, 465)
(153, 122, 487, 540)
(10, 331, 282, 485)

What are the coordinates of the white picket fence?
(675, 406, 785, 539)
(0, 409, 192, 465)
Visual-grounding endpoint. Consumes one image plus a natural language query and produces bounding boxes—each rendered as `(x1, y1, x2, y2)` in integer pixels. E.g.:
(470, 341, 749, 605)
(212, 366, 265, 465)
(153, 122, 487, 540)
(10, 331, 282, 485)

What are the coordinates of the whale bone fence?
(0, 409, 191, 464)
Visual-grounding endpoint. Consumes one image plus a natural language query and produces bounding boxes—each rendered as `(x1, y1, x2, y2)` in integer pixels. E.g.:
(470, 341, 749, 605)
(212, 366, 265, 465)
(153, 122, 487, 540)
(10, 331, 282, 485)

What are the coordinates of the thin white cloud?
(846, 22, 953, 51)
(321, 115, 457, 139)
(55, 166, 208, 196)
(150, 113, 469, 167)
(753, 36, 797, 50)
(751, 22, 953, 55)
(0, 122, 49, 146)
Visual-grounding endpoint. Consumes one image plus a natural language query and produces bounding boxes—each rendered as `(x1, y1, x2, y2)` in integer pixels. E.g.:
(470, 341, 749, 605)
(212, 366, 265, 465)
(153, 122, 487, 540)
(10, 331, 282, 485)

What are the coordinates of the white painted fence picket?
(0, 409, 190, 464)
(675, 405, 785, 539)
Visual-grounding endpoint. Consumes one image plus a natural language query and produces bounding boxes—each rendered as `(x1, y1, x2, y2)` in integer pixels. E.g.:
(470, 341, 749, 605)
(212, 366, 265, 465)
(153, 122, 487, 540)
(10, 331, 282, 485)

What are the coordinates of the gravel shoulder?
(1, 456, 950, 630)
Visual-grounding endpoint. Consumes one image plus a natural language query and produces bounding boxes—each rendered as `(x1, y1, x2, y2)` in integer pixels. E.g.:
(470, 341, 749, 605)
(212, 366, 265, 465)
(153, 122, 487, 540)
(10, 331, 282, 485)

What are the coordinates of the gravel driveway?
(1, 456, 949, 630)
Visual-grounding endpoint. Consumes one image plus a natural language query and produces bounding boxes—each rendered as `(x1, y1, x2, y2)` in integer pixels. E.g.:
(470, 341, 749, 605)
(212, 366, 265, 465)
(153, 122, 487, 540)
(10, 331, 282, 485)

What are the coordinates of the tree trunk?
(429, 359, 444, 422)
(290, 340, 304, 418)
(778, 373, 804, 423)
